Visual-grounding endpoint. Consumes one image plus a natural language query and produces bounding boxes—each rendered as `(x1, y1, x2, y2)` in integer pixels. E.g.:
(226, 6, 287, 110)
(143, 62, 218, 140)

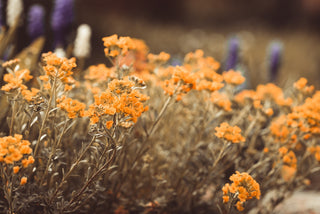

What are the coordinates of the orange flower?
(106, 121, 113, 129)
(57, 96, 86, 119)
(265, 108, 274, 116)
(84, 64, 116, 83)
(222, 171, 260, 211)
(20, 177, 27, 185)
(41, 52, 77, 85)
(215, 122, 245, 143)
(102, 34, 136, 57)
(294, 77, 314, 93)
(0, 135, 33, 165)
(1, 67, 32, 92)
(21, 88, 39, 102)
(85, 78, 149, 127)
(223, 70, 245, 85)
(147, 52, 170, 65)
(210, 91, 232, 111)
(308, 146, 320, 161)
(13, 166, 20, 174)
(281, 165, 296, 182)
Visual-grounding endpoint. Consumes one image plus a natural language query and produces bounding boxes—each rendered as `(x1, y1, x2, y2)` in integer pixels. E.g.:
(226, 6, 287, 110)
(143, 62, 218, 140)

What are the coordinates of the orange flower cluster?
(147, 52, 170, 65)
(21, 88, 40, 102)
(279, 147, 297, 181)
(159, 50, 224, 100)
(210, 91, 232, 112)
(86, 78, 149, 127)
(215, 122, 245, 143)
(40, 52, 77, 90)
(288, 91, 320, 135)
(294, 77, 314, 94)
(270, 115, 290, 143)
(223, 70, 245, 85)
(0, 134, 34, 167)
(235, 83, 293, 107)
(222, 171, 261, 211)
(102, 34, 137, 57)
(84, 64, 116, 83)
(184, 50, 224, 92)
(308, 146, 320, 161)
(1, 60, 33, 93)
(162, 66, 197, 100)
(57, 96, 86, 119)
(1, 59, 41, 102)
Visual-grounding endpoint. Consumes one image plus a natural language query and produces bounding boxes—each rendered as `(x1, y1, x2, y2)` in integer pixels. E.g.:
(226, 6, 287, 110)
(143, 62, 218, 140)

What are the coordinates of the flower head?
(267, 41, 283, 82)
(73, 24, 92, 58)
(222, 171, 261, 211)
(7, 0, 23, 27)
(225, 36, 240, 70)
(0, 135, 33, 165)
(215, 122, 245, 143)
(51, 0, 74, 46)
(27, 4, 45, 41)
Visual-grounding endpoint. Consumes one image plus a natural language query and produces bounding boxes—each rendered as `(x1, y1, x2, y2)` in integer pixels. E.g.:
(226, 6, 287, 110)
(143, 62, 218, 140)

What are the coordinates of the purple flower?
(225, 36, 240, 71)
(51, 0, 74, 47)
(0, 0, 3, 27)
(27, 5, 45, 41)
(268, 41, 283, 82)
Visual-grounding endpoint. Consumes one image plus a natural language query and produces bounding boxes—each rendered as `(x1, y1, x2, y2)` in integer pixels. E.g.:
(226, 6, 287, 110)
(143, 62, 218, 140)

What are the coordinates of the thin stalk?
(40, 118, 69, 186)
(9, 98, 16, 136)
(66, 147, 116, 210)
(49, 135, 96, 204)
(34, 76, 57, 156)
(212, 141, 228, 169)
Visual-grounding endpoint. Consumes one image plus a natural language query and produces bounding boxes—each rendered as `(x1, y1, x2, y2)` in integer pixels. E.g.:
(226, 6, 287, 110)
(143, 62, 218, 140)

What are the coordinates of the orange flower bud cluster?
(294, 77, 314, 94)
(147, 52, 170, 65)
(86, 78, 149, 128)
(215, 122, 245, 143)
(102, 34, 136, 57)
(222, 171, 261, 211)
(0, 134, 34, 167)
(223, 70, 245, 86)
(235, 83, 293, 107)
(308, 146, 320, 161)
(210, 91, 232, 112)
(57, 95, 86, 119)
(1, 59, 35, 97)
(40, 52, 77, 90)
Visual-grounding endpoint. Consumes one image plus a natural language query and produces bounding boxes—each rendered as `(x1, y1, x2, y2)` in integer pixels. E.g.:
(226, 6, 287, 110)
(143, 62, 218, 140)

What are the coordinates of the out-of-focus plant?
(0, 14, 320, 214)
(267, 40, 283, 82)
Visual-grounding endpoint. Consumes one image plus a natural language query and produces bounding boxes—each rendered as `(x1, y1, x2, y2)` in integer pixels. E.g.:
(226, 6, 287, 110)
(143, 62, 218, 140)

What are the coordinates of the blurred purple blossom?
(0, 0, 3, 27)
(268, 41, 283, 82)
(225, 36, 240, 71)
(27, 5, 45, 41)
(51, 0, 74, 47)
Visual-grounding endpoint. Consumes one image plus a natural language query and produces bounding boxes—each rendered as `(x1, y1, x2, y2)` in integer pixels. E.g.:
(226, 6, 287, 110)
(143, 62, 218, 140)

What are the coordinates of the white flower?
(7, 0, 23, 27)
(73, 24, 92, 58)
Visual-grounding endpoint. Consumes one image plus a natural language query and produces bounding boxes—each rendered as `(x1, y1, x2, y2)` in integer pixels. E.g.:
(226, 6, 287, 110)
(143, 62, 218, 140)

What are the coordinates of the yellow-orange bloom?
(20, 177, 27, 185)
(57, 96, 86, 119)
(223, 70, 245, 85)
(13, 166, 20, 174)
(215, 122, 245, 143)
(222, 171, 261, 211)
(0, 135, 33, 165)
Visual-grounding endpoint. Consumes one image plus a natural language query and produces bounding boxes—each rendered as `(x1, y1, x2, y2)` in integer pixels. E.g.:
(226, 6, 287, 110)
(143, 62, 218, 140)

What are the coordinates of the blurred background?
(6, 0, 320, 88)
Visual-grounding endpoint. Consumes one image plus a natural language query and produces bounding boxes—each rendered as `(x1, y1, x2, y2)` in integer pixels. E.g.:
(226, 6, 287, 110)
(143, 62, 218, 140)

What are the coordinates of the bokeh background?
(12, 0, 320, 88)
